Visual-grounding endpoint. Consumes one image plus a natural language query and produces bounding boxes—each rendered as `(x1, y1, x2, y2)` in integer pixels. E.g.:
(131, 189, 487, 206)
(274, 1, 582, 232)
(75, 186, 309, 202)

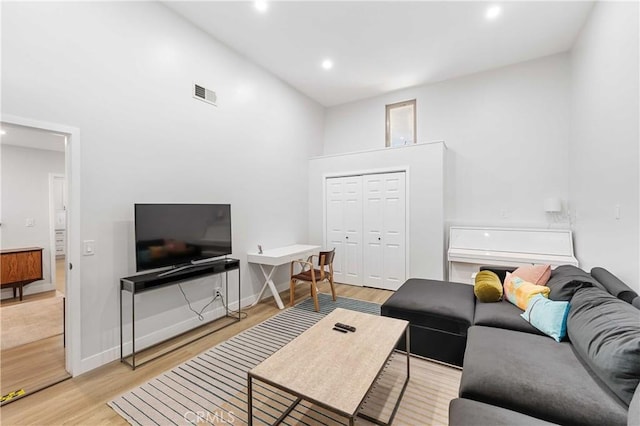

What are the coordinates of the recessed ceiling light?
(321, 59, 333, 70)
(486, 5, 502, 20)
(0, 130, 6, 135)
(254, 1, 268, 13)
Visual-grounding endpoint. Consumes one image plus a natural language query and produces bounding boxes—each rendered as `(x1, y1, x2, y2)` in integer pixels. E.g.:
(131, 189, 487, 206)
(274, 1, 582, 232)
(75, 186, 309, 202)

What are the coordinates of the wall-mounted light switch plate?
(25, 218, 35, 227)
(83, 240, 95, 256)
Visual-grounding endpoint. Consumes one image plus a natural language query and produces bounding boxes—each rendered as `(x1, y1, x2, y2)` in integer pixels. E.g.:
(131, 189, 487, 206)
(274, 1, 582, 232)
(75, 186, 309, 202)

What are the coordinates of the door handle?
(345, 236, 349, 239)
(378, 237, 381, 241)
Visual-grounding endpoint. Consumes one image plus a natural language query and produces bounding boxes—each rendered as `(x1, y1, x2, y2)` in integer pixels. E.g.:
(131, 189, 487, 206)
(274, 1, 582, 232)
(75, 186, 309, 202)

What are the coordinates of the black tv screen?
(134, 204, 232, 272)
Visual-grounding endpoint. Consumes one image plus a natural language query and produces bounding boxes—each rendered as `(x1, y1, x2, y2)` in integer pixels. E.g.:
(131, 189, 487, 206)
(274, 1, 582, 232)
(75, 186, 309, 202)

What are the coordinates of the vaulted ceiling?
(165, 1, 593, 107)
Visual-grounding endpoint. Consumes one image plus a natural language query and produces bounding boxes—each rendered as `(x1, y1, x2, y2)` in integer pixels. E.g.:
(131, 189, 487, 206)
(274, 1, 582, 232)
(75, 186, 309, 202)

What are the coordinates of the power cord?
(178, 284, 248, 320)
(178, 283, 220, 321)
(217, 292, 248, 319)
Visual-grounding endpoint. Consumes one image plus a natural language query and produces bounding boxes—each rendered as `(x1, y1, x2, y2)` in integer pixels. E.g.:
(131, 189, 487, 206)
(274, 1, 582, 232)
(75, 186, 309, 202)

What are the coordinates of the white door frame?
(2, 114, 81, 376)
(48, 173, 65, 293)
(322, 166, 411, 286)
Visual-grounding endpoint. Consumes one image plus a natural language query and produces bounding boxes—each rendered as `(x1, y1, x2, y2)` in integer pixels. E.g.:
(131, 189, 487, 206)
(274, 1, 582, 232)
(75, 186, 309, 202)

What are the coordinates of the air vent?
(193, 83, 217, 106)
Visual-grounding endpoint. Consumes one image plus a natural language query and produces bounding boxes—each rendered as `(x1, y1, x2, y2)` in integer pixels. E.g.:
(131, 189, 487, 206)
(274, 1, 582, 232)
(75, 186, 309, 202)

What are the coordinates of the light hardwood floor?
(0, 282, 393, 425)
(55, 257, 66, 295)
(1, 290, 68, 405)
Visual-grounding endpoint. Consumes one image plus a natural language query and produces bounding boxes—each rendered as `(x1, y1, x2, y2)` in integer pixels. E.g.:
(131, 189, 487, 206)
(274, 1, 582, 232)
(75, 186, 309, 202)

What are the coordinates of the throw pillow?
(474, 270, 503, 302)
(512, 264, 551, 286)
(520, 294, 570, 342)
(504, 273, 551, 310)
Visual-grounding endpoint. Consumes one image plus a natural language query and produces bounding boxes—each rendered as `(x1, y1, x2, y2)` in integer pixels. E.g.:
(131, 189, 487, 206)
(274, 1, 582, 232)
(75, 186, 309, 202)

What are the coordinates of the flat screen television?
(134, 204, 232, 272)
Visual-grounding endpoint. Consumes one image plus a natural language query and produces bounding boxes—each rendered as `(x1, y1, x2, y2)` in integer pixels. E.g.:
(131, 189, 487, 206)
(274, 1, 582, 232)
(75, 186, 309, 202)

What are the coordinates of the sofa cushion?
(474, 298, 544, 335)
(568, 287, 640, 405)
(546, 265, 604, 301)
(474, 270, 503, 302)
(629, 386, 640, 426)
(449, 398, 557, 426)
(591, 267, 639, 305)
(380, 278, 475, 335)
(460, 326, 628, 426)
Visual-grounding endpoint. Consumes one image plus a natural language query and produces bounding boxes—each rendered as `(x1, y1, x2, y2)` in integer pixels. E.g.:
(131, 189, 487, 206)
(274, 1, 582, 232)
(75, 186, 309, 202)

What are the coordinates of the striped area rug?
(109, 294, 461, 425)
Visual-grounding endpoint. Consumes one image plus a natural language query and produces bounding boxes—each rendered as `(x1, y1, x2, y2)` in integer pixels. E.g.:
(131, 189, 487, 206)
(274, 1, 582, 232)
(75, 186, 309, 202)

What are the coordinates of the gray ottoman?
(381, 278, 475, 366)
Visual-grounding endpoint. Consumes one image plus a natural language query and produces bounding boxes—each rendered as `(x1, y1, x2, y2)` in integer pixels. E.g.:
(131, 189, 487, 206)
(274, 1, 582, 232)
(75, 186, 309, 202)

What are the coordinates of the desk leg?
(250, 264, 285, 310)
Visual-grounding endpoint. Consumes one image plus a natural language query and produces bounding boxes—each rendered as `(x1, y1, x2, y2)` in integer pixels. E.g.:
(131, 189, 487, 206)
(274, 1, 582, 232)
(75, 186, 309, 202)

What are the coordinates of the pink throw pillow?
(511, 265, 551, 286)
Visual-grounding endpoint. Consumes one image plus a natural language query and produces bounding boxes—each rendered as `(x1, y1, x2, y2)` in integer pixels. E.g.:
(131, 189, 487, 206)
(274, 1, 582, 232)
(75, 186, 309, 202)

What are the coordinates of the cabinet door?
(325, 176, 363, 286)
(1, 254, 18, 284)
(18, 251, 43, 281)
(363, 172, 406, 290)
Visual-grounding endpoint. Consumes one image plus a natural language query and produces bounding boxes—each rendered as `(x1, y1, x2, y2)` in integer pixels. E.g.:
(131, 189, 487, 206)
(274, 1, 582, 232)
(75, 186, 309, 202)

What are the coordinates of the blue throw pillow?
(520, 294, 570, 342)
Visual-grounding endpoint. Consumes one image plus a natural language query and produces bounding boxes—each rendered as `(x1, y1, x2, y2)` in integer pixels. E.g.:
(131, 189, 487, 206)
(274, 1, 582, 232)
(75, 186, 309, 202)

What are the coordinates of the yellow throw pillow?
(474, 270, 503, 302)
(504, 272, 550, 310)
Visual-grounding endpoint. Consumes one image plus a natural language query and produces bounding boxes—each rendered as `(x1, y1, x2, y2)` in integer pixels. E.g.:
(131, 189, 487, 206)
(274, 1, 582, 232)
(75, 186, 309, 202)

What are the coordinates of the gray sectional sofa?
(381, 265, 640, 426)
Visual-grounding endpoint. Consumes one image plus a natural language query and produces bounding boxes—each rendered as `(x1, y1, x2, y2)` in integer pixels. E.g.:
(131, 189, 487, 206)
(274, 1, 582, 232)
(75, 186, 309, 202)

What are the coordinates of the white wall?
(324, 54, 571, 229)
(1, 2, 324, 371)
(569, 2, 639, 291)
(1, 145, 65, 297)
(309, 142, 446, 280)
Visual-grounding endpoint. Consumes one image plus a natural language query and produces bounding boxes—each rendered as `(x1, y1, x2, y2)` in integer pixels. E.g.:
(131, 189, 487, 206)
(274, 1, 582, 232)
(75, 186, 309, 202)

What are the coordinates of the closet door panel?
(343, 176, 363, 286)
(363, 175, 384, 287)
(326, 178, 345, 281)
(382, 173, 406, 289)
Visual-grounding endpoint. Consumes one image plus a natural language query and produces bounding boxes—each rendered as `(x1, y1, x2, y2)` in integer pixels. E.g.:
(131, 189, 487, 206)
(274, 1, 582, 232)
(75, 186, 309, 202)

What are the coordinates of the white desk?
(247, 244, 320, 309)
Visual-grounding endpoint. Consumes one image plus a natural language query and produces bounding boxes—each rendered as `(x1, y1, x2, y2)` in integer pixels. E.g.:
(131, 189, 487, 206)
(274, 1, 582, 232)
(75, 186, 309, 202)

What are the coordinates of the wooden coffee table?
(247, 308, 410, 425)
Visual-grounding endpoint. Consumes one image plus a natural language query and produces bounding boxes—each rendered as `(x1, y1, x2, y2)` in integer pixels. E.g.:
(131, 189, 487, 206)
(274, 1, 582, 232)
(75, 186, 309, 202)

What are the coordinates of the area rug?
(109, 294, 461, 425)
(0, 293, 64, 350)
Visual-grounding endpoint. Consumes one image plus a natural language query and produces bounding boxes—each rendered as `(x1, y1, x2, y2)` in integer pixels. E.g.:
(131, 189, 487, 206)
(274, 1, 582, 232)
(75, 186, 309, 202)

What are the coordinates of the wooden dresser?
(1, 247, 44, 300)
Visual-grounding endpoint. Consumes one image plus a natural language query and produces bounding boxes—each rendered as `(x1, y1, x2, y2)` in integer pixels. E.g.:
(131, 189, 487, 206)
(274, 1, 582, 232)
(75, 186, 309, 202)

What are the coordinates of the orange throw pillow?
(504, 272, 551, 310)
(512, 264, 551, 286)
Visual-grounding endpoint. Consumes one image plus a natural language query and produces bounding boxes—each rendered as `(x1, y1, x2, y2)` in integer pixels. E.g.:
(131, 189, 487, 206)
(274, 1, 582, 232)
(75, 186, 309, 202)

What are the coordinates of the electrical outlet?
(214, 287, 222, 297)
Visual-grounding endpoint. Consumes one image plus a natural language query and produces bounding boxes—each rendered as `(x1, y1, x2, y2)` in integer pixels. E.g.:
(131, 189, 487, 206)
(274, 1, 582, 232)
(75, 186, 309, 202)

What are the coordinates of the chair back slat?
(318, 249, 335, 268)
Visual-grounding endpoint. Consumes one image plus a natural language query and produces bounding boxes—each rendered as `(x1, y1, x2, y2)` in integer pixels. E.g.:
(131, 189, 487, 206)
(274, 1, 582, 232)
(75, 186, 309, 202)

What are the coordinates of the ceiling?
(164, 1, 594, 107)
(0, 123, 66, 152)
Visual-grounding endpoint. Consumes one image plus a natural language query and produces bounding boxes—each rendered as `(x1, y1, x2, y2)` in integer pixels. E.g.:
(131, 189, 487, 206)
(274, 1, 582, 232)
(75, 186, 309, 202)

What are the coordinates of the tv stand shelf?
(119, 258, 241, 370)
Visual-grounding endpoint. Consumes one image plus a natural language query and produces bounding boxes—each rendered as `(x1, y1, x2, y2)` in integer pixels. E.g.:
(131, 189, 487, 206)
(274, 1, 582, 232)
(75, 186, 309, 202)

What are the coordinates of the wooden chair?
(289, 249, 336, 312)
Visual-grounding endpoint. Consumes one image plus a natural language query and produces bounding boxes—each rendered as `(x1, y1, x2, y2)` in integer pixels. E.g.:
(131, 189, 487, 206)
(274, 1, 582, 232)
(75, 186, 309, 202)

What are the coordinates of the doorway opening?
(0, 117, 80, 404)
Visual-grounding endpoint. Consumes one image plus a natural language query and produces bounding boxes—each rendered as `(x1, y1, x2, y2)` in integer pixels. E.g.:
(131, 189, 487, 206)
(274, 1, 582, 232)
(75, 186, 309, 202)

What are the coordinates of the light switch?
(83, 240, 95, 256)
(615, 204, 621, 220)
(25, 218, 35, 227)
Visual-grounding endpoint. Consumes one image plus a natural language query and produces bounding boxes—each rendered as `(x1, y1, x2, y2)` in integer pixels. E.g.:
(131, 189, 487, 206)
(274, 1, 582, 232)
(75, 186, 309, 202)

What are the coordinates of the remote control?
(332, 326, 348, 333)
(335, 323, 356, 332)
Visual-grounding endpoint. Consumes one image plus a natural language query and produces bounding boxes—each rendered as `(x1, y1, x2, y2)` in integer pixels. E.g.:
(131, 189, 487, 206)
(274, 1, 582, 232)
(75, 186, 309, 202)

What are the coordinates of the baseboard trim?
(0, 281, 55, 300)
(78, 281, 291, 375)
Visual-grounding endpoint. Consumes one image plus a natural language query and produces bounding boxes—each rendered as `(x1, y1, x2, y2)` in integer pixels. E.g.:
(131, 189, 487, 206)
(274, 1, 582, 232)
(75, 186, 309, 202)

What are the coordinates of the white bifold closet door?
(363, 172, 406, 290)
(326, 172, 406, 290)
(326, 175, 363, 286)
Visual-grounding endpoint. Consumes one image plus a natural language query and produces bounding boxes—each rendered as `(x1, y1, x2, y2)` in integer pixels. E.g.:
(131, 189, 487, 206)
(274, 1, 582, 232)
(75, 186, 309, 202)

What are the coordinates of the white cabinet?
(326, 172, 406, 290)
